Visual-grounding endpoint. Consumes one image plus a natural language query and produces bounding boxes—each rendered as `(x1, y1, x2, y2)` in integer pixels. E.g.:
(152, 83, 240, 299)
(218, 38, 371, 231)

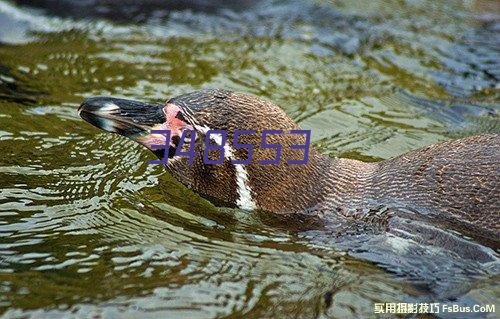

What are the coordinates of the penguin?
(79, 89, 499, 248)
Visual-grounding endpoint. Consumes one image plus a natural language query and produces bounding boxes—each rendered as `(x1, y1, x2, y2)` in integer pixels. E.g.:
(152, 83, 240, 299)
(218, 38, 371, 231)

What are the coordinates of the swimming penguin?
(79, 89, 499, 247)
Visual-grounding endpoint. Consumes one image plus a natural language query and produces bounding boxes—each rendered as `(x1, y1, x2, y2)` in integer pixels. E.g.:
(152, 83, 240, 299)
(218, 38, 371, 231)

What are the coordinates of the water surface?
(0, 0, 499, 318)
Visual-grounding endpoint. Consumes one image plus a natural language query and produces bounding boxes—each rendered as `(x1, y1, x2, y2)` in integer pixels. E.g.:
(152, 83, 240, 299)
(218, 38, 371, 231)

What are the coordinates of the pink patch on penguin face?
(138, 103, 191, 149)
(163, 103, 186, 146)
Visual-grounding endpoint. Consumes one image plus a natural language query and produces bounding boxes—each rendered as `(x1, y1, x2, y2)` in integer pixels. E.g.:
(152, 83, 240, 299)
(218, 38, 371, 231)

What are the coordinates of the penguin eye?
(176, 111, 187, 123)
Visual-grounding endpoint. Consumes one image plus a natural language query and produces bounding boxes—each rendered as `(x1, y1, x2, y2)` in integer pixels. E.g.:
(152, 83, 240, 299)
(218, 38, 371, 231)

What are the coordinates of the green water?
(0, 0, 498, 318)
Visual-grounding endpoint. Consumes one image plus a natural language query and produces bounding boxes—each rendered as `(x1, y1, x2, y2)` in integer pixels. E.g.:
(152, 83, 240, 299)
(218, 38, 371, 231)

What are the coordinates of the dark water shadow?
(11, 0, 260, 23)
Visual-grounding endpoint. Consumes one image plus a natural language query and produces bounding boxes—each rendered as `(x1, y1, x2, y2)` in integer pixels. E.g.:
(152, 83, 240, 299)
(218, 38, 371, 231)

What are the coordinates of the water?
(0, 0, 499, 318)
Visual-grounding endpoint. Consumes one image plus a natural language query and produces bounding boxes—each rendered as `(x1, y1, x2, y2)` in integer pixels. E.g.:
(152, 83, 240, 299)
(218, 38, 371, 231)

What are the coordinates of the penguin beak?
(78, 96, 173, 152)
(79, 96, 166, 135)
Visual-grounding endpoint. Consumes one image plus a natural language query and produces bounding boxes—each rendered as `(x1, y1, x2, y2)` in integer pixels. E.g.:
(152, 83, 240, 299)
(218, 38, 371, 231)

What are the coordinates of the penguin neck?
(245, 152, 375, 213)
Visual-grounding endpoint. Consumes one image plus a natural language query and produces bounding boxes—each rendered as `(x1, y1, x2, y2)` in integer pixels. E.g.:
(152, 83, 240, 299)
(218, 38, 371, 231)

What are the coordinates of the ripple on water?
(0, 0, 499, 318)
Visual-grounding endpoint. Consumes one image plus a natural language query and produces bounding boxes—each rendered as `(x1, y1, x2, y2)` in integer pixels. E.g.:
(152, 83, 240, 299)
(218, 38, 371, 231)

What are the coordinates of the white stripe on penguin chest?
(197, 126, 257, 210)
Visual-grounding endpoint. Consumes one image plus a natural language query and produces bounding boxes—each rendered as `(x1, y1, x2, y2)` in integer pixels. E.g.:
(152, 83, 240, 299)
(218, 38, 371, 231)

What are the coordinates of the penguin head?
(79, 89, 323, 212)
